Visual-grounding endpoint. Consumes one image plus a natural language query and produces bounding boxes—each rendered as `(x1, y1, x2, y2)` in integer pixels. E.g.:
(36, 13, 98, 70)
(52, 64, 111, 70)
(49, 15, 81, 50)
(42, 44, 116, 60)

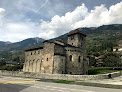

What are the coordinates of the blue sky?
(0, 0, 122, 42)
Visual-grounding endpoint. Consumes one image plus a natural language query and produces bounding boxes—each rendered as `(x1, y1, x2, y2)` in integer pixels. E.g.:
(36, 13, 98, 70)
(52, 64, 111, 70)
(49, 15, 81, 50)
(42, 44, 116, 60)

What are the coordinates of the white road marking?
(50, 89, 55, 90)
(30, 86, 40, 88)
(0, 77, 95, 92)
(59, 90, 63, 91)
(43, 88, 47, 89)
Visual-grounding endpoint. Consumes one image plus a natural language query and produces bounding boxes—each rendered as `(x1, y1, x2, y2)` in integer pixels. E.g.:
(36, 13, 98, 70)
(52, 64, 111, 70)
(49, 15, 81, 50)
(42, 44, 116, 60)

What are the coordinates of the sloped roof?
(97, 55, 104, 59)
(113, 47, 122, 49)
(25, 47, 43, 51)
(67, 29, 87, 36)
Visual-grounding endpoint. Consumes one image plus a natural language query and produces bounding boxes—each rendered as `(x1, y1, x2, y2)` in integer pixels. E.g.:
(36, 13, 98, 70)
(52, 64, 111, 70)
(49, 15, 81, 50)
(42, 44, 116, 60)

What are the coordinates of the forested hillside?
(0, 24, 122, 62)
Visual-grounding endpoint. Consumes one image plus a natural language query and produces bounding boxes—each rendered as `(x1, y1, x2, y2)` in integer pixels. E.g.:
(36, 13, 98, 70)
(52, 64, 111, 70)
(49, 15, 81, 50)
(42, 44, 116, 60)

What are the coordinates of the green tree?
(89, 57, 97, 67)
(13, 57, 20, 62)
(102, 52, 121, 67)
(0, 61, 6, 67)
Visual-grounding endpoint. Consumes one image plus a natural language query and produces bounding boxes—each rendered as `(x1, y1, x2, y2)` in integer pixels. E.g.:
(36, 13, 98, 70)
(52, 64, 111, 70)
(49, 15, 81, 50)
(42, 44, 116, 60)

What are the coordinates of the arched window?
(34, 51, 36, 54)
(69, 55, 72, 61)
(78, 56, 81, 62)
(47, 58, 48, 61)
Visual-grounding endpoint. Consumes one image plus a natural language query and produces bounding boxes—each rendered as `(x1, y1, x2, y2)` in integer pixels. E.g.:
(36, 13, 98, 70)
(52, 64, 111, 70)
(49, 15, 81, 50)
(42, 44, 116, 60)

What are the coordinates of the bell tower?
(67, 29, 86, 48)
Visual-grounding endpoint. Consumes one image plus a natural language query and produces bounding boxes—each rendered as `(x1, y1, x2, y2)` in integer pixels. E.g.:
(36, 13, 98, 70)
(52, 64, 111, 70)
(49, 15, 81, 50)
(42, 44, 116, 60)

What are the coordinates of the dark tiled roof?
(67, 29, 87, 36)
(64, 44, 79, 48)
(25, 47, 43, 51)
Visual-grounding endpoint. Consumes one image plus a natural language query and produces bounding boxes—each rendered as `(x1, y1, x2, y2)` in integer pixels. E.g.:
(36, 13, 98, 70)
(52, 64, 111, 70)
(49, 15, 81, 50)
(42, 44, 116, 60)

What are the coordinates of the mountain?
(50, 24, 122, 41)
(0, 41, 11, 46)
(48, 24, 122, 56)
(0, 37, 45, 53)
(0, 24, 122, 61)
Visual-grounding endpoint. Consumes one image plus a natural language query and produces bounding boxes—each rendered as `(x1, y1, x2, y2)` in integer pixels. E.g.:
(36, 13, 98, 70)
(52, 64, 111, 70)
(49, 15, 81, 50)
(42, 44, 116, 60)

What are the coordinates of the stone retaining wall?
(0, 70, 120, 80)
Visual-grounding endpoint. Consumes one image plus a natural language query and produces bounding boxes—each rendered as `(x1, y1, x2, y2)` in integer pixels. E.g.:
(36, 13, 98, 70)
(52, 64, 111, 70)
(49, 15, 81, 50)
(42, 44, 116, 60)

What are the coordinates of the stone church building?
(23, 29, 88, 75)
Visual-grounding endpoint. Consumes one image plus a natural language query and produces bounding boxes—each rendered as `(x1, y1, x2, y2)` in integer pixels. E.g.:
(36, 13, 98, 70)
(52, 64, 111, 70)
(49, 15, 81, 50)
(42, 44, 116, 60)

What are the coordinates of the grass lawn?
(53, 80, 74, 84)
(42, 67, 122, 89)
(88, 67, 122, 75)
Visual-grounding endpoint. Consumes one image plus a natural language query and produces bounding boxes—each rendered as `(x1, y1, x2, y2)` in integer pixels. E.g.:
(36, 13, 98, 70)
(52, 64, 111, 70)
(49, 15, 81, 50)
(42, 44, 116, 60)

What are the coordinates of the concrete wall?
(0, 70, 120, 80)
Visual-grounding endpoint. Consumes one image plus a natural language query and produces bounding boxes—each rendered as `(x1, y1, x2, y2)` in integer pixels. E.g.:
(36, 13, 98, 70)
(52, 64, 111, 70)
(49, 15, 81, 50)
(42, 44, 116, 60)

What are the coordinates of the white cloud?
(1, 1, 122, 42)
(38, 2, 122, 39)
(75, 2, 122, 28)
(0, 8, 5, 15)
(39, 3, 88, 39)
(0, 7, 42, 42)
(0, 22, 41, 42)
(0, 8, 5, 25)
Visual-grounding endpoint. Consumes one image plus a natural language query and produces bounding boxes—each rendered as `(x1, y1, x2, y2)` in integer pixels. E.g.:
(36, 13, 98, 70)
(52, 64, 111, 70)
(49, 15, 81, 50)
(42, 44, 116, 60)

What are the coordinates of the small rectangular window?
(38, 51, 40, 54)
(31, 52, 32, 55)
(34, 51, 36, 54)
(70, 72, 72, 74)
(82, 37, 83, 40)
(78, 56, 81, 62)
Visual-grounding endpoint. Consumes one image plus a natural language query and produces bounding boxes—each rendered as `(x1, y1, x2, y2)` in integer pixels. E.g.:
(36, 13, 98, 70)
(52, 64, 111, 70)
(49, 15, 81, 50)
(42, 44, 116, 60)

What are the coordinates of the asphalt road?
(0, 76, 122, 92)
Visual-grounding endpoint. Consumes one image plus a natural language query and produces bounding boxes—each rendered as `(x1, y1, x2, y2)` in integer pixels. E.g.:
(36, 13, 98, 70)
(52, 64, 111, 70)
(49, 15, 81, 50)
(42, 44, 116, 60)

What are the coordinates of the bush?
(0, 61, 6, 67)
(0, 65, 23, 71)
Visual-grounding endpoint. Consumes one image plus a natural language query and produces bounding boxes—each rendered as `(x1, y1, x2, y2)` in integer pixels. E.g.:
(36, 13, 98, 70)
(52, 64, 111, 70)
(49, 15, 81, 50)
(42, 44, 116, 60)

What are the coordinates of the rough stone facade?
(0, 70, 120, 80)
(23, 29, 88, 75)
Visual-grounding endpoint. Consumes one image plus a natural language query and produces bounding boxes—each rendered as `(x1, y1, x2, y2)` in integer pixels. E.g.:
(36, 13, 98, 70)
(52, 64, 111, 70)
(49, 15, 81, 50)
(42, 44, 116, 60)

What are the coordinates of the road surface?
(0, 76, 121, 92)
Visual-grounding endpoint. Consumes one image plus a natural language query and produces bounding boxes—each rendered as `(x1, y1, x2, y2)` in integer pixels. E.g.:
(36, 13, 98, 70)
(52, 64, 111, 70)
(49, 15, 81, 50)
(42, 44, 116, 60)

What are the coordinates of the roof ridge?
(67, 29, 86, 36)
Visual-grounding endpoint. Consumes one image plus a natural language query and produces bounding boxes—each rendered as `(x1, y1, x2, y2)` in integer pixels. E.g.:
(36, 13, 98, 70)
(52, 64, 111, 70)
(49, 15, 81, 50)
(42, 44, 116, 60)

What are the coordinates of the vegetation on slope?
(0, 24, 122, 67)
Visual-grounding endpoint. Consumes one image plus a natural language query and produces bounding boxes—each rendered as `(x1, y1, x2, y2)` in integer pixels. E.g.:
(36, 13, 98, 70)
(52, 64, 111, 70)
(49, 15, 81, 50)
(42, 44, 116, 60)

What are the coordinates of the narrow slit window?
(47, 58, 48, 61)
(31, 52, 32, 55)
(69, 55, 72, 61)
(78, 56, 81, 62)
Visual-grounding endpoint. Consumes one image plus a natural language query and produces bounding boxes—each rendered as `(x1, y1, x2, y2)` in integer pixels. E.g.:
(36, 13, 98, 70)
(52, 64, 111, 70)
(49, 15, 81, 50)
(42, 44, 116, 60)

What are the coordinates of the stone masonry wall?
(23, 42, 55, 74)
(0, 70, 120, 80)
(54, 44, 65, 55)
(23, 49, 43, 73)
(53, 55, 66, 74)
(65, 47, 84, 75)
(23, 30, 88, 75)
(67, 34, 79, 47)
